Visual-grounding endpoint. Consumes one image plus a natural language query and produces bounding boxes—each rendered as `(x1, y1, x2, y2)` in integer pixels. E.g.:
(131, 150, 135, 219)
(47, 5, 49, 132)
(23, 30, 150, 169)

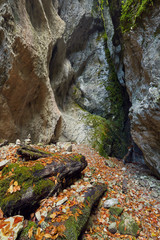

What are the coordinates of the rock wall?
(0, 0, 65, 143)
(0, 0, 130, 158)
(123, 3, 160, 178)
(55, 0, 129, 157)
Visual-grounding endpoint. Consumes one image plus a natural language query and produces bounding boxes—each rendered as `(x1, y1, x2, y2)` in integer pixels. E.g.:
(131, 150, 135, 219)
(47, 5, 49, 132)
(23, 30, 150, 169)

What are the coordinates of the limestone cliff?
(121, 0, 160, 178)
(55, 0, 129, 158)
(0, 0, 65, 143)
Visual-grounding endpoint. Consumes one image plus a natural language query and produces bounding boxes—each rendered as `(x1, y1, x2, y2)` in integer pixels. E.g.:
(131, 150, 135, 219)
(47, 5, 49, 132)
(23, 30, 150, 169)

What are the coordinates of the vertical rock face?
(0, 0, 65, 143)
(53, 0, 129, 158)
(123, 4, 160, 178)
(0, 0, 129, 158)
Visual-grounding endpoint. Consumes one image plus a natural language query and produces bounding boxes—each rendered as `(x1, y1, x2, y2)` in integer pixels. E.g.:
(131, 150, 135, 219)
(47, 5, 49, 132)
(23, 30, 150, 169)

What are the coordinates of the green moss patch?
(109, 207, 124, 216)
(119, 214, 140, 237)
(84, 113, 110, 157)
(103, 35, 129, 158)
(120, 0, 159, 32)
(56, 184, 107, 240)
(19, 221, 38, 240)
(0, 162, 56, 215)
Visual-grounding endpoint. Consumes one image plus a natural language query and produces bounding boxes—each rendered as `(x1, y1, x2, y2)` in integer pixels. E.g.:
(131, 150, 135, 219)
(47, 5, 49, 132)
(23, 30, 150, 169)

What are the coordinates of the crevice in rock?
(49, 43, 58, 80)
(51, 116, 62, 143)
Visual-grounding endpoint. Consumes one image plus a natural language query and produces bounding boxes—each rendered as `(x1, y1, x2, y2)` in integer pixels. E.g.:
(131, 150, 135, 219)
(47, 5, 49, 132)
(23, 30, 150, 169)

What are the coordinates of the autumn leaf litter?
(0, 143, 160, 239)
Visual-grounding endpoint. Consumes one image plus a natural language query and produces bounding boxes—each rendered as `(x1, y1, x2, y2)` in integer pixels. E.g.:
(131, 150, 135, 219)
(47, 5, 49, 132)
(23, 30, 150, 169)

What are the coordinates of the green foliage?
(92, 0, 109, 30)
(120, 0, 156, 32)
(103, 35, 128, 158)
(84, 113, 109, 157)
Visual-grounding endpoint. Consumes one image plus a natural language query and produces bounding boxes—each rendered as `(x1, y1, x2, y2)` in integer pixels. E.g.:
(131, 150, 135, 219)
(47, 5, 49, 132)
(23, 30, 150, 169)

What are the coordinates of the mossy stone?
(109, 215, 117, 222)
(118, 214, 139, 237)
(109, 207, 123, 216)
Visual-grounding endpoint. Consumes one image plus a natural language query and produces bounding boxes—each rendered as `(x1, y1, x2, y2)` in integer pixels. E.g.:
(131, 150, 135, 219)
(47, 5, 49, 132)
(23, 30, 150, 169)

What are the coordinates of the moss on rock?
(103, 34, 129, 158)
(109, 207, 123, 216)
(120, 0, 159, 32)
(84, 113, 110, 157)
(118, 214, 140, 237)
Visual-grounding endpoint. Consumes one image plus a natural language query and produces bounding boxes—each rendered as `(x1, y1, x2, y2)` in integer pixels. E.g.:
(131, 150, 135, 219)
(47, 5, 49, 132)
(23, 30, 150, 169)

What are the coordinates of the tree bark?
(0, 151, 87, 217)
(19, 183, 107, 240)
(17, 146, 52, 161)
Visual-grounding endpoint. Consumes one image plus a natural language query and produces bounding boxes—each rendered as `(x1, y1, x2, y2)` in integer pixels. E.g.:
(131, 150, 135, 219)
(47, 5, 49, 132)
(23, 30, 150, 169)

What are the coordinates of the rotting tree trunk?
(17, 146, 52, 160)
(57, 183, 107, 240)
(19, 183, 107, 240)
(0, 151, 87, 217)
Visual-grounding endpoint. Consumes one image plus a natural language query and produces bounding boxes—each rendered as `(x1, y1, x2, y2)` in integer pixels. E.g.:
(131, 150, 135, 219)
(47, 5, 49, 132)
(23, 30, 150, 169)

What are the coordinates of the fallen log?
(17, 146, 52, 161)
(19, 183, 107, 240)
(0, 152, 87, 217)
(58, 183, 107, 240)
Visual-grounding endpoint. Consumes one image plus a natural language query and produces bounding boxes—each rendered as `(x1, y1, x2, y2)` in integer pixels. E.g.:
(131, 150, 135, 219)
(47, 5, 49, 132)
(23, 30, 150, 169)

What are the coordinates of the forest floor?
(72, 144, 160, 240)
(0, 143, 160, 240)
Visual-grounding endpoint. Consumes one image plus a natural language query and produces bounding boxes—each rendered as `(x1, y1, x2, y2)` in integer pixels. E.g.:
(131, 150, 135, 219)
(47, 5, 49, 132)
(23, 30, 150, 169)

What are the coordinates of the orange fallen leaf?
(0, 209, 3, 219)
(13, 216, 23, 225)
(43, 233, 52, 238)
(52, 233, 59, 239)
(50, 212, 57, 219)
(13, 181, 18, 186)
(0, 222, 8, 229)
(38, 216, 45, 225)
(1, 223, 10, 236)
(10, 180, 14, 186)
(57, 225, 66, 233)
(28, 226, 33, 238)
(51, 226, 57, 235)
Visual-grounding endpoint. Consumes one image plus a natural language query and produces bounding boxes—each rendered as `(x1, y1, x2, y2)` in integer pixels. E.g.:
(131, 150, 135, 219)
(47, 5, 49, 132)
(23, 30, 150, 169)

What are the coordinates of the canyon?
(0, 0, 159, 178)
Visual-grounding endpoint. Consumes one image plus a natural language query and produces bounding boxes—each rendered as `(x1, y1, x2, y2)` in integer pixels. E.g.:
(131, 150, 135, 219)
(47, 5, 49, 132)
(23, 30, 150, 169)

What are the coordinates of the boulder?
(0, 160, 10, 170)
(119, 213, 140, 237)
(104, 198, 119, 208)
(108, 222, 117, 234)
(104, 160, 116, 168)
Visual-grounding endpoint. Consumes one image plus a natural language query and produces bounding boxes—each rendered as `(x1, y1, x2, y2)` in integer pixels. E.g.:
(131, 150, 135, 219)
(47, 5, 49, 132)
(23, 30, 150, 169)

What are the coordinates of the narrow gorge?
(0, 0, 159, 239)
